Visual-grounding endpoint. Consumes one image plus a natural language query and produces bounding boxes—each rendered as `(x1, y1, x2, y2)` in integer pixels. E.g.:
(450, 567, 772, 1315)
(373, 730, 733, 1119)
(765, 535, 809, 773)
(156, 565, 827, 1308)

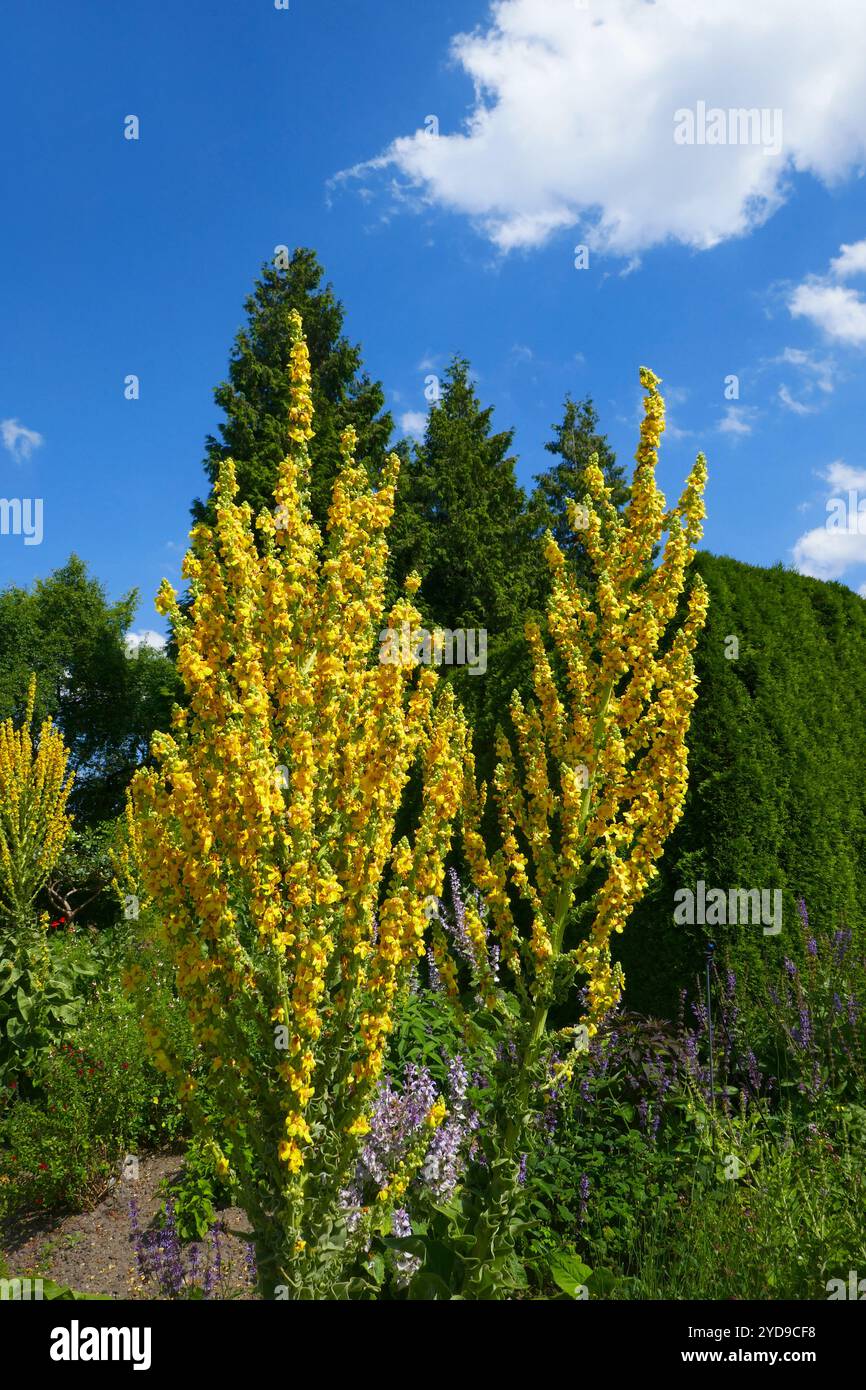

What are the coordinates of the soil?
(1, 1152, 257, 1299)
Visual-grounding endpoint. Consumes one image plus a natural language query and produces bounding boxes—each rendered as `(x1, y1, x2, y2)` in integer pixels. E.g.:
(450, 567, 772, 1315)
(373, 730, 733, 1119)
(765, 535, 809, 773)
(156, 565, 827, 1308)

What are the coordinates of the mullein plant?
(0, 676, 81, 1086)
(0, 675, 73, 939)
(448, 369, 709, 1290)
(128, 312, 468, 1298)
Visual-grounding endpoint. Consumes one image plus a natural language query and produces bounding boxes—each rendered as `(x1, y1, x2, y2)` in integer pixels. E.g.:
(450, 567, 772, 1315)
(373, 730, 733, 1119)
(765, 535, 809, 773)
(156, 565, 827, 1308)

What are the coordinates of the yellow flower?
(427, 1097, 447, 1128)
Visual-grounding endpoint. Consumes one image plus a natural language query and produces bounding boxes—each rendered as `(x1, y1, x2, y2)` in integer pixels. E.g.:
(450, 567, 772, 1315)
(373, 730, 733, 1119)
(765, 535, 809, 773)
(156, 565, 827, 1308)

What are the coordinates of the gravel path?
(2, 1152, 257, 1299)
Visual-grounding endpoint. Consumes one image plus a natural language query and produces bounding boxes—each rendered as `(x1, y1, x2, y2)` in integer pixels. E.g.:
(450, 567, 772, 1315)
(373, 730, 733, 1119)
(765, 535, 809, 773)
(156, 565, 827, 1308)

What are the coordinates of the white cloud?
(336, 0, 866, 257)
(787, 242, 866, 345)
(125, 630, 167, 655)
(775, 348, 835, 394)
(793, 526, 866, 579)
(778, 384, 813, 415)
(1, 418, 44, 462)
(400, 411, 427, 439)
(665, 421, 693, 442)
(759, 346, 836, 414)
(718, 406, 756, 437)
(792, 460, 866, 579)
(789, 282, 866, 345)
(824, 460, 866, 491)
(830, 240, 866, 280)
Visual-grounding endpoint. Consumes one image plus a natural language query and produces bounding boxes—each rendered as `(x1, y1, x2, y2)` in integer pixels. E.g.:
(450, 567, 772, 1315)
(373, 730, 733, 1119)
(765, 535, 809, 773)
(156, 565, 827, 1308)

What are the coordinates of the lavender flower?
(793, 1006, 812, 1050)
(130, 1198, 236, 1299)
(445, 868, 476, 967)
(340, 1056, 478, 1230)
(426, 946, 443, 993)
(578, 1173, 590, 1224)
(832, 930, 852, 966)
(390, 1208, 421, 1287)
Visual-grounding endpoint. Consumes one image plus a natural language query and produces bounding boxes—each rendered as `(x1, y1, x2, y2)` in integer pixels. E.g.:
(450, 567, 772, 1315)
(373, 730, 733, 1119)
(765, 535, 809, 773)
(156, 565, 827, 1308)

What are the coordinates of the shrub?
(0, 970, 188, 1217)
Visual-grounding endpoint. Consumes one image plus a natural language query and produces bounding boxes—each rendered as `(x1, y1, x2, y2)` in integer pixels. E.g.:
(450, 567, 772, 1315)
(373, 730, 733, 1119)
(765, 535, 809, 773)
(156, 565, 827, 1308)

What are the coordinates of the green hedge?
(618, 552, 866, 1017)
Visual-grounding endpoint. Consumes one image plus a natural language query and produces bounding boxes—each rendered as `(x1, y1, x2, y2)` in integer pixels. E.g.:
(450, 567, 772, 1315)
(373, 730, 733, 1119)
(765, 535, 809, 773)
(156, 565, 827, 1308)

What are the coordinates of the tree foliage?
(193, 248, 393, 533)
(0, 558, 178, 823)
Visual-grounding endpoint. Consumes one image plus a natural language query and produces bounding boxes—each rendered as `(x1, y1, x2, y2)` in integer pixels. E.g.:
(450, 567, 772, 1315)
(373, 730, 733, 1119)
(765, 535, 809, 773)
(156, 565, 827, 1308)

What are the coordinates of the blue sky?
(3, 0, 866, 642)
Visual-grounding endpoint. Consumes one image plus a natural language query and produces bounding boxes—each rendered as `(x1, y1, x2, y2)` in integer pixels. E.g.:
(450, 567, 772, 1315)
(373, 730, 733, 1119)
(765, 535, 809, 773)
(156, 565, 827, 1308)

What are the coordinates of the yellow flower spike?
(0, 675, 73, 930)
(129, 311, 467, 1282)
(463, 366, 707, 1044)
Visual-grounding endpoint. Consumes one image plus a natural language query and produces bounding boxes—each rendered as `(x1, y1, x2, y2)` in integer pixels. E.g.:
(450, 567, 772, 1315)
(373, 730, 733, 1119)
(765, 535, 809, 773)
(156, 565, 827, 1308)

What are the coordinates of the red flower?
(39, 1162, 47, 1171)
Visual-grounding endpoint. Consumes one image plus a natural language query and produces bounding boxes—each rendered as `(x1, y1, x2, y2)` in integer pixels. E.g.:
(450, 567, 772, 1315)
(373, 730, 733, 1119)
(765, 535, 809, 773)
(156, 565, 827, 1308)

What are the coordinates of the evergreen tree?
(532, 395, 628, 568)
(389, 359, 540, 772)
(192, 248, 393, 530)
(391, 358, 535, 629)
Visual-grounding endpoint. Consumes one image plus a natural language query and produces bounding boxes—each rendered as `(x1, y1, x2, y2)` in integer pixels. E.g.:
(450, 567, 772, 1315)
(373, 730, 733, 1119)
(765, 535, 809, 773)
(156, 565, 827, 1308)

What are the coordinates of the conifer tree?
(532, 395, 628, 573)
(388, 359, 539, 763)
(192, 248, 393, 531)
(390, 358, 535, 630)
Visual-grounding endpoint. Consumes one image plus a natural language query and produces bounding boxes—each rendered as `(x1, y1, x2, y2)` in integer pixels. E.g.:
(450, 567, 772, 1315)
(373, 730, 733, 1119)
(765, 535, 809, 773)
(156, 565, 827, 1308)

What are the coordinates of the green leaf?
(550, 1252, 592, 1298)
(586, 1267, 620, 1297)
(408, 1271, 452, 1300)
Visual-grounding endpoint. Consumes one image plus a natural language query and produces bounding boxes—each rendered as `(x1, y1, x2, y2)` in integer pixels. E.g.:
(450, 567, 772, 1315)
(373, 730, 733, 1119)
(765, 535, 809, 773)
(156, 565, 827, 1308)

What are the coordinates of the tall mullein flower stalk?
(463, 369, 708, 1158)
(0, 675, 73, 937)
(129, 312, 468, 1298)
